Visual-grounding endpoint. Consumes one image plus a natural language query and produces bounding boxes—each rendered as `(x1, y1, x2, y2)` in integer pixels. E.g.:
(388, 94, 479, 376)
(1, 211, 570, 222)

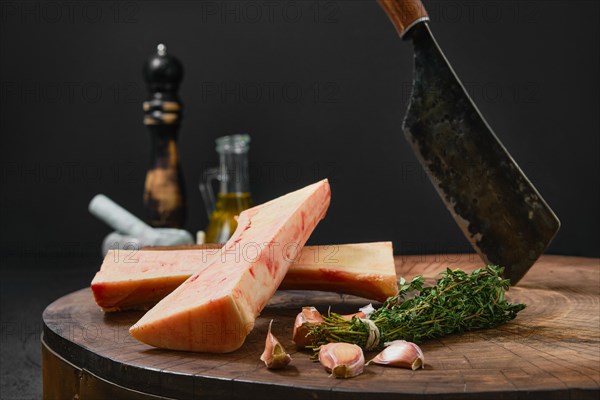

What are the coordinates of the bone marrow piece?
(278, 241, 397, 301)
(91, 242, 398, 311)
(129, 180, 331, 353)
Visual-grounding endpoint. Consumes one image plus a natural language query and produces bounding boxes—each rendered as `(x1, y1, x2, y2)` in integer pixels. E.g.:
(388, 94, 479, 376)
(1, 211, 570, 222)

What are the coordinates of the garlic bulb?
(292, 307, 324, 348)
(318, 343, 365, 378)
(260, 320, 292, 369)
(368, 340, 424, 370)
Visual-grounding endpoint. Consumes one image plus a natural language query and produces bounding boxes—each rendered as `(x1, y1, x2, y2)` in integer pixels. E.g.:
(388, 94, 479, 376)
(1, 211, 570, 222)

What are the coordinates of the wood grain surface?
(42, 255, 600, 399)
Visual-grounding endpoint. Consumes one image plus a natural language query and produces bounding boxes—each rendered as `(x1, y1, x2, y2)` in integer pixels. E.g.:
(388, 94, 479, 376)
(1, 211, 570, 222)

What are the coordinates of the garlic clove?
(318, 343, 365, 378)
(359, 303, 376, 318)
(341, 304, 376, 321)
(292, 306, 324, 348)
(260, 320, 292, 369)
(368, 340, 425, 370)
(341, 311, 367, 321)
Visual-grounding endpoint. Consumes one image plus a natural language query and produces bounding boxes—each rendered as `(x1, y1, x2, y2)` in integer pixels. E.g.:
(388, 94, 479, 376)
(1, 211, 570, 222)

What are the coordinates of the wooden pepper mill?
(142, 44, 186, 228)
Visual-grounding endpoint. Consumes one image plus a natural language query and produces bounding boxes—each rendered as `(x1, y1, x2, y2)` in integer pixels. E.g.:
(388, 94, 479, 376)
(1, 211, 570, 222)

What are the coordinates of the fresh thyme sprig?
(308, 266, 526, 351)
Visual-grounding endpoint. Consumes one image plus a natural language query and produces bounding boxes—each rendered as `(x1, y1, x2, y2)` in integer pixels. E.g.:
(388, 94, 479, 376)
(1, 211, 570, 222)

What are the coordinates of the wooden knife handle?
(378, 0, 429, 38)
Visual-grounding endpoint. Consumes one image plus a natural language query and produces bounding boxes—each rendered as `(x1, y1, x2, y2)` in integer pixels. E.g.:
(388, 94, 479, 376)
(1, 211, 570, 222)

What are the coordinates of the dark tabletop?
(0, 254, 100, 400)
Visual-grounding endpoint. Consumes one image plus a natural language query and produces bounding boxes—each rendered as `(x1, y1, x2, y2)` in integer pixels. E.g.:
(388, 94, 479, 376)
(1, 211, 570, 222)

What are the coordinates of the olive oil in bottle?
(204, 192, 253, 244)
(200, 135, 253, 244)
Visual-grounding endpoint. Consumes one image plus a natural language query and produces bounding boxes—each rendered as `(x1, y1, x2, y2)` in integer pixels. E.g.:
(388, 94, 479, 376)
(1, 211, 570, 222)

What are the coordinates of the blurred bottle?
(200, 134, 253, 243)
(142, 44, 186, 228)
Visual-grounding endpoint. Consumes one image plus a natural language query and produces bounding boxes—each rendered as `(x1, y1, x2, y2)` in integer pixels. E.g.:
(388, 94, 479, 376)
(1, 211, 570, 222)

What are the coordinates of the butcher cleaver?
(378, 0, 560, 284)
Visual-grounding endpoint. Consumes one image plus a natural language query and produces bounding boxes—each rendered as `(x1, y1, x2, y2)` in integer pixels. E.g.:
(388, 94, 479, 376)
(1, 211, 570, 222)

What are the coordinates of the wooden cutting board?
(42, 254, 599, 399)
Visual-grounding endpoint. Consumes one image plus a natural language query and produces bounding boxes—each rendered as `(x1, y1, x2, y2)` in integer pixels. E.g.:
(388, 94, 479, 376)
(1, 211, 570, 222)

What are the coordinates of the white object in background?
(101, 229, 194, 256)
(89, 194, 160, 240)
(89, 194, 194, 256)
(196, 231, 206, 245)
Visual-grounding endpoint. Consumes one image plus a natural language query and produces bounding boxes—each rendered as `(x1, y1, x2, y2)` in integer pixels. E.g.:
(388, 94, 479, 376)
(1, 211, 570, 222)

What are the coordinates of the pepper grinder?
(142, 44, 186, 228)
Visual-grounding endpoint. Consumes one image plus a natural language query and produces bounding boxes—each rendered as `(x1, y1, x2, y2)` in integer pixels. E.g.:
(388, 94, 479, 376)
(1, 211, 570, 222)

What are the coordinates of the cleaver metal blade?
(378, 0, 560, 284)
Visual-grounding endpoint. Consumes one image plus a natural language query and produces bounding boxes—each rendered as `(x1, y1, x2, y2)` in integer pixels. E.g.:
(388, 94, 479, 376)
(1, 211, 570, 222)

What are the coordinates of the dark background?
(0, 1, 598, 398)
(0, 0, 598, 258)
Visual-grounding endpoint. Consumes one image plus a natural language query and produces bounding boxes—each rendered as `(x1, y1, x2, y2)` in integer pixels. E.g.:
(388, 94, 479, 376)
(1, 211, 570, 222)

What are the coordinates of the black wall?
(1, 0, 598, 258)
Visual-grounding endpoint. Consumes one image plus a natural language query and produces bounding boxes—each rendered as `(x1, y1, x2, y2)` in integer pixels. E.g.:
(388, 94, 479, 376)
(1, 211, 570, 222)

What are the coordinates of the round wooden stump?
(42, 255, 600, 399)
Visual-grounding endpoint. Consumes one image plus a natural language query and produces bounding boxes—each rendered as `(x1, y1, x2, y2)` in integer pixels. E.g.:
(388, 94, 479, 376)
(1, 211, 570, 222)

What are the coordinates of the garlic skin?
(340, 304, 376, 321)
(292, 307, 324, 348)
(340, 311, 366, 321)
(318, 343, 365, 378)
(359, 303, 376, 318)
(260, 320, 292, 369)
(368, 340, 424, 370)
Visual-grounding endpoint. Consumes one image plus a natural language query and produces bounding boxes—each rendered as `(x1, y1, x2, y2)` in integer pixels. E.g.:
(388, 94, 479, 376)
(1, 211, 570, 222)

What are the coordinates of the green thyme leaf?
(308, 266, 526, 351)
